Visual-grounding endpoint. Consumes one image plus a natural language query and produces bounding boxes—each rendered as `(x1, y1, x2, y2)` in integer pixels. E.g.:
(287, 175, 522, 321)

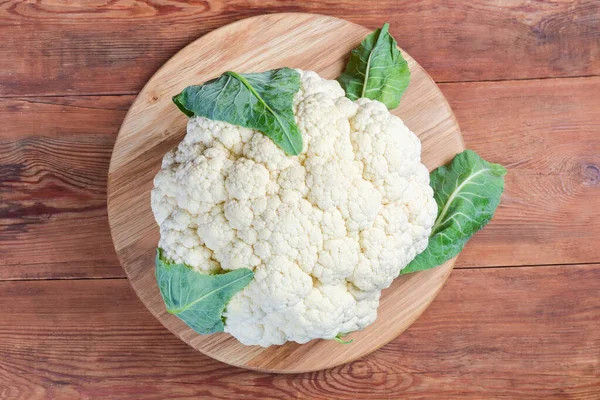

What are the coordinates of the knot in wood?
(582, 164, 599, 186)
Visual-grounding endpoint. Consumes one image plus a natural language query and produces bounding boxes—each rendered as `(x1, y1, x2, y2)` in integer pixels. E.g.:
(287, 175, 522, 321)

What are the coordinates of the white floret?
(173, 148, 232, 215)
(196, 205, 235, 252)
(225, 158, 270, 200)
(240, 255, 313, 313)
(344, 179, 383, 232)
(151, 69, 437, 347)
(313, 238, 359, 285)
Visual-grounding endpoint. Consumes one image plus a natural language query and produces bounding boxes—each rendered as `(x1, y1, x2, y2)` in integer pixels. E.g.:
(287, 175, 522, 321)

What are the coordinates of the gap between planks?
(0, 74, 598, 99)
(2, 261, 599, 283)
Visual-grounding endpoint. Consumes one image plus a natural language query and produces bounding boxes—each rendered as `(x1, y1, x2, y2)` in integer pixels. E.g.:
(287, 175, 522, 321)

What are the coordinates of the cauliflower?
(151, 70, 437, 347)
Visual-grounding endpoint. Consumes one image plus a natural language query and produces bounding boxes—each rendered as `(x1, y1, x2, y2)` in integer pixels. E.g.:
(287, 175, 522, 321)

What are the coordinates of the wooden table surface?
(1, 1, 599, 399)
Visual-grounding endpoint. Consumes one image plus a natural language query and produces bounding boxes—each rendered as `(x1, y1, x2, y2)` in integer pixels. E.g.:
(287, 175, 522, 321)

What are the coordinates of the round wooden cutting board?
(107, 13, 465, 373)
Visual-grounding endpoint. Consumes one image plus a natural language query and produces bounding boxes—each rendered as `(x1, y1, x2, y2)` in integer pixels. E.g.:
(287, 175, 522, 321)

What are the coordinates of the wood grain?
(446, 76, 600, 267)
(0, 1, 598, 396)
(107, 13, 464, 373)
(0, 96, 132, 280)
(1, 1, 599, 97)
(0, 265, 597, 399)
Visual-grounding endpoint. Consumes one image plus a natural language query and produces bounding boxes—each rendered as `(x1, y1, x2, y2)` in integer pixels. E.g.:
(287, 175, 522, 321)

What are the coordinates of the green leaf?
(334, 333, 354, 344)
(400, 150, 507, 275)
(338, 23, 410, 109)
(173, 68, 303, 155)
(155, 249, 254, 334)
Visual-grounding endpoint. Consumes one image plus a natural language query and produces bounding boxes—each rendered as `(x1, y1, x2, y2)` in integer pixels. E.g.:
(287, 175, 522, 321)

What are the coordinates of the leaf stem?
(361, 23, 389, 98)
(166, 270, 253, 314)
(224, 71, 300, 155)
(430, 167, 489, 235)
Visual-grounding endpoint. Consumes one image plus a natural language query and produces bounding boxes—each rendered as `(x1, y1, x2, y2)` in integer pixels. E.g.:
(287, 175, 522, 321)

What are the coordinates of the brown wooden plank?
(444, 76, 600, 267)
(1, 1, 599, 97)
(0, 265, 598, 399)
(2, 76, 599, 280)
(0, 96, 133, 280)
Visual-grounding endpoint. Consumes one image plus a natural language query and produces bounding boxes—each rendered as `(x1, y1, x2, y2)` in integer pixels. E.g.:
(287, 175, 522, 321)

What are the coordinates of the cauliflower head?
(151, 70, 437, 347)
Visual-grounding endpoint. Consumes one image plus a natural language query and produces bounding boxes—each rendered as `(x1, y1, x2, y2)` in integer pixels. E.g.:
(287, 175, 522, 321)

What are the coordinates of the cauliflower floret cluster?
(151, 70, 437, 347)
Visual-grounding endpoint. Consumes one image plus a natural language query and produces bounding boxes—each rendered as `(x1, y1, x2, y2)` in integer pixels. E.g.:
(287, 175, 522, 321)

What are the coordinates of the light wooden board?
(107, 13, 464, 373)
